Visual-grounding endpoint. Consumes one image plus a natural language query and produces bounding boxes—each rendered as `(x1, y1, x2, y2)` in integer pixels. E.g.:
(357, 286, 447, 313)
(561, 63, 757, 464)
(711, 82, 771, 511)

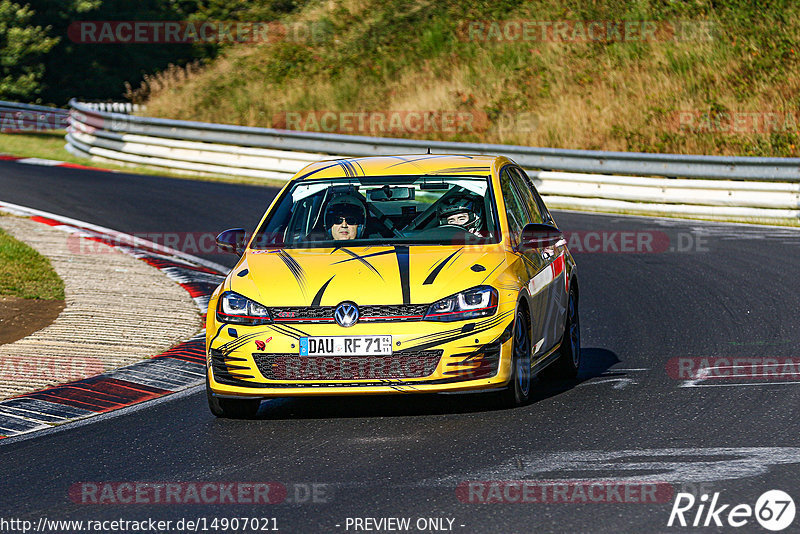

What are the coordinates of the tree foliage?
(0, 0, 58, 100)
(2, 0, 304, 104)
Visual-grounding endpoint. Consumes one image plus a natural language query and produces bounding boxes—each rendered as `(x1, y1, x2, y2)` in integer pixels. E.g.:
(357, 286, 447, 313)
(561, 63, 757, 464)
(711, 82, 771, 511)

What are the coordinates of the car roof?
(293, 154, 511, 181)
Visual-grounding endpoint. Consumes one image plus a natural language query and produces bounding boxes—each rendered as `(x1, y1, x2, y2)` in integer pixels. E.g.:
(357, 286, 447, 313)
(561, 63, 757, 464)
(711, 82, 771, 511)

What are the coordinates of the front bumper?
(206, 310, 515, 398)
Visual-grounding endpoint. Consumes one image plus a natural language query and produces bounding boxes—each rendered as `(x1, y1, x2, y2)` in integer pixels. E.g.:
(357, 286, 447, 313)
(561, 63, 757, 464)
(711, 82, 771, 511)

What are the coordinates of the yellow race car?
(206, 154, 579, 417)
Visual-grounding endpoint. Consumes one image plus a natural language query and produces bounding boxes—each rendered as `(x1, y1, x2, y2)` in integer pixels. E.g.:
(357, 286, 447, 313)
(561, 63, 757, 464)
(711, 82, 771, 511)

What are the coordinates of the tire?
(498, 308, 532, 407)
(206, 374, 261, 418)
(540, 286, 580, 380)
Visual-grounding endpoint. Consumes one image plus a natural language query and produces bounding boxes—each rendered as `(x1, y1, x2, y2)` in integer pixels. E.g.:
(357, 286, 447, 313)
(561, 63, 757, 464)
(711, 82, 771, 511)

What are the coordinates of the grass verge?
(0, 227, 65, 300)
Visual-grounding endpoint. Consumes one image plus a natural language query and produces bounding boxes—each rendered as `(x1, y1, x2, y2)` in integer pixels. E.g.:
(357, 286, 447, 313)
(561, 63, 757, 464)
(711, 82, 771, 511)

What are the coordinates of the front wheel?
(498, 309, 532, 407)
(206, 374, 261, 418)
(540, 287, 580, 380)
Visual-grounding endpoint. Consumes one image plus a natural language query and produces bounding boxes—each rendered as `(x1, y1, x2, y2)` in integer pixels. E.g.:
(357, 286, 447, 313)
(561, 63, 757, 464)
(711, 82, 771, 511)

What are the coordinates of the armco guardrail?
(65, 99, 800, 219)
(73, 102, 144, 114)
(1, 100, 68, 132)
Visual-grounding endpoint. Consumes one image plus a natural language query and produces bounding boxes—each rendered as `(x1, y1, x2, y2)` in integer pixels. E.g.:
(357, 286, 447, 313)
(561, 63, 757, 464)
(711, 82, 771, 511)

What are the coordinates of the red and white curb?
(0, 153, 114, 172)
(0, 200, 227, 440)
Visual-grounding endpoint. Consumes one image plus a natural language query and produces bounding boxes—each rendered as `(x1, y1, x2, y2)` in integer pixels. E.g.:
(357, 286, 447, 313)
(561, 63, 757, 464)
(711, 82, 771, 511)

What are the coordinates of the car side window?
(518, 169, 555, 224)
(509, 167, 543, 224)
(500, 168, 528, 244)
(530, 186, 554, 225)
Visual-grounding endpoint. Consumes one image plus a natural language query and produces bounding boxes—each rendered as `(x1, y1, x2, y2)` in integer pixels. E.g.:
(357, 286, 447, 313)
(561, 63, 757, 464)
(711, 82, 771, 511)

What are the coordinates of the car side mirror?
(216, 228, 247, 255)
(519, 223, 563, 251)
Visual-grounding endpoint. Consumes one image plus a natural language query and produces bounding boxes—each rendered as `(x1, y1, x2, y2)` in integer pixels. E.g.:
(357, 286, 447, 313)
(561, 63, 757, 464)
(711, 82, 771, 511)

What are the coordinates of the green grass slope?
(134, 0, 800, 157)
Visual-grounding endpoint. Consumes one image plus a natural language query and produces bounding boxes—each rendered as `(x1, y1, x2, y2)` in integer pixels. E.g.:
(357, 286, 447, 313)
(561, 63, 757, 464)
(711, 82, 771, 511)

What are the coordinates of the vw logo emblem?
(334, 302, 359, 328)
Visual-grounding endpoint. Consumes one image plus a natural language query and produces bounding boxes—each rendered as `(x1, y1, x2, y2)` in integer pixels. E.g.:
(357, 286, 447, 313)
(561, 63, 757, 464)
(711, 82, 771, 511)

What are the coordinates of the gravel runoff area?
(0, 215, 202, 399)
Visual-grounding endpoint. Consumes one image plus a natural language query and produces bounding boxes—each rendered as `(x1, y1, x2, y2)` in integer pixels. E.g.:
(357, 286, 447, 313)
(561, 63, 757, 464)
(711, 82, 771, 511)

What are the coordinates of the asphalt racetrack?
(2, 160, 800, 533)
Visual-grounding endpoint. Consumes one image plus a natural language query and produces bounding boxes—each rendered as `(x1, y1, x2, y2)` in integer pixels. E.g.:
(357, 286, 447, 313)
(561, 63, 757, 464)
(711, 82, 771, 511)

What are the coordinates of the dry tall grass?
(134, 0, 800, 157)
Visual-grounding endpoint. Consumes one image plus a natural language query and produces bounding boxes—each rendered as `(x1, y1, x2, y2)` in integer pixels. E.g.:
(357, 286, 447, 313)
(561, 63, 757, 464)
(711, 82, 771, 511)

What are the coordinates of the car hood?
(230, 245, 505, 306)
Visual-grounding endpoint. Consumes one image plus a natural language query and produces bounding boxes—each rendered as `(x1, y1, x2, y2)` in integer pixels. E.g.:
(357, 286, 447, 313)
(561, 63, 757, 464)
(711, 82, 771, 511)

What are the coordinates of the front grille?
(272, 307, 332, 321)
(253, 349, 443, 380)
(361, 304, 429, 320)
(270, 303, 429, 323)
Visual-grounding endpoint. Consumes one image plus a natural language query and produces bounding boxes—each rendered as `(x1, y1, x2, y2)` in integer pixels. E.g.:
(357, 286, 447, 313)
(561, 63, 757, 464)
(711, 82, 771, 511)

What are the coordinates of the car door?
(499, 167, 550, 357)
(509, 166, 568, 354)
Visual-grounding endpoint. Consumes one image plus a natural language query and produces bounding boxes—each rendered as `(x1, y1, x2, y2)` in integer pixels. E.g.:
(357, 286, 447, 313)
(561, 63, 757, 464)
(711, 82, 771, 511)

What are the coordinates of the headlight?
(424, 286, 498, 322)
(216, 291, 272, 325)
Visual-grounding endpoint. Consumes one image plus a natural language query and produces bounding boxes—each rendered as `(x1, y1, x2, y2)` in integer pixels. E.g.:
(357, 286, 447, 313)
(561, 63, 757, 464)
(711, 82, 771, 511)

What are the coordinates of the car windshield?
(250, 175, 500, 248)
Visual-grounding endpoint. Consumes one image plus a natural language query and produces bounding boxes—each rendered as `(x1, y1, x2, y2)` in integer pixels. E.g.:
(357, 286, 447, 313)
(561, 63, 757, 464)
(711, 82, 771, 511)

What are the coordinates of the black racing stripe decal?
(406, 312, 501, 343)
(266, 324, 301, 340)
(402, 311, 514, 352)
(404, 321, 466, 345)
(404, 310, 513, 346)
(386, 155, 476, 168)
(276, 250, 306, 294)
(336, 248, 384, 279)
(480, 259, 506, 285)
(268, 322, 310, 339)
(311, 275, 335, 307)
(297, 161, 345, 180)
(394, 245, 411, 304)
(403, 324, 497, 352)
(215, 323, 310, 352)
(216, 331, 264, 354)
(353, 160, 365, 175)
(423, 248, 462, 285)
(408, 316, 509, 349)
(208, 324, 227, 348)
(428, 166, 491, 174)
(497, 283, 519, 291)
(333, 249, 395, 263)
(343, 159, 359, 177)
(336, 159, 357, 178)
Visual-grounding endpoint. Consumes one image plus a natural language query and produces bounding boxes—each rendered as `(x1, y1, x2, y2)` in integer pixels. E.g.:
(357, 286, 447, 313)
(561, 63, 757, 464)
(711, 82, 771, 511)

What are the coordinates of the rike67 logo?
(668, 490, 795, 531)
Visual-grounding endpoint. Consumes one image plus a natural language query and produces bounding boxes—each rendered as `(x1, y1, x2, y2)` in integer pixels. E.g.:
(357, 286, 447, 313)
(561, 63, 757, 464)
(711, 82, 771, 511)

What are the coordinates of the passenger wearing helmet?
(324, 195, 367, 240)
(437, 194, 483, 236)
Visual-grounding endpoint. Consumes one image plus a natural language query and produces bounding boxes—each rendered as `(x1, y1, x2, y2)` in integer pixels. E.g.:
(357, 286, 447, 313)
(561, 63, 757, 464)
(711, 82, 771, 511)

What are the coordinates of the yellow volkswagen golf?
(206, 154, 579, 417)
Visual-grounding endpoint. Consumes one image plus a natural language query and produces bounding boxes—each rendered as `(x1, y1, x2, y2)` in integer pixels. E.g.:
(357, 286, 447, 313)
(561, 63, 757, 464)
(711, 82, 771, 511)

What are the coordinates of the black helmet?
(437, 194, 482, 234)
(324, 194, 367, 238)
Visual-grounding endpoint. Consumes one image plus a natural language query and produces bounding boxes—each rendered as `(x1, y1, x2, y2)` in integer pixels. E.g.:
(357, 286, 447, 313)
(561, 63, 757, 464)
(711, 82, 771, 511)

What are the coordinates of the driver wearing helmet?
(437, 194, 483, 236)
(324, 194, 367, 240)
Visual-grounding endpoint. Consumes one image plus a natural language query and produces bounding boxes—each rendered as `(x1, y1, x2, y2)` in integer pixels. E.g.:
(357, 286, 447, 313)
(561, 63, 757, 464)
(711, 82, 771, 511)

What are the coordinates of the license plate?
(298, 336, 392, 356)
